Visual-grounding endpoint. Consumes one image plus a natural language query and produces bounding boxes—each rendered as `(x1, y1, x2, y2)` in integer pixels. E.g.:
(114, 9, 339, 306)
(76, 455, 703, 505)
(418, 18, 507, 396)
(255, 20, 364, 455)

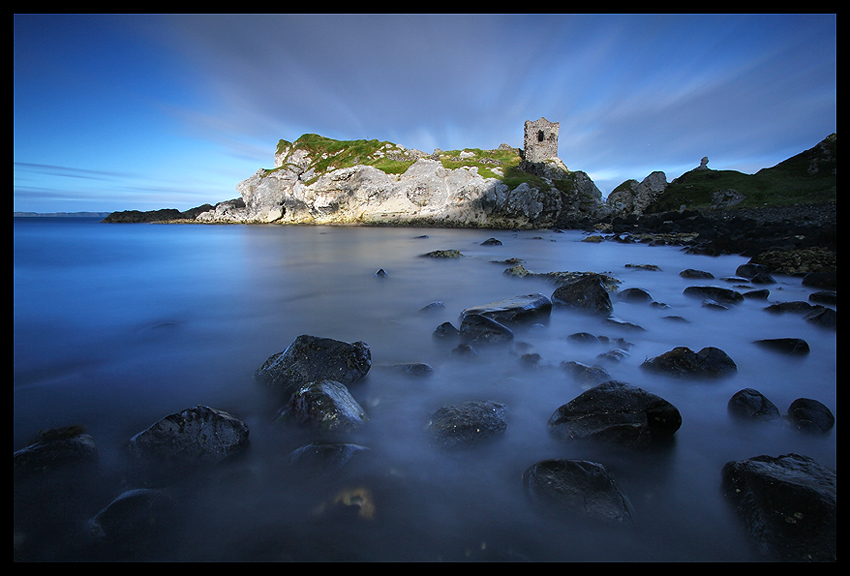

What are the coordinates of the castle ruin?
(523, 117, 559, 163)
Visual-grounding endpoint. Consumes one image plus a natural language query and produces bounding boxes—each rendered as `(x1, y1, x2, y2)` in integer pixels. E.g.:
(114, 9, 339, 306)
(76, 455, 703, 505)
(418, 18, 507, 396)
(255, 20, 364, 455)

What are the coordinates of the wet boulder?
(280, 379, 368, 433)
(461, 293, 552, 325)
(459, 314, 514, 344)
(255, 335, 371, 393)
(14, 425, 98, 478)
(86, 488, 175, 547)
(786, 398, 835, 435)
(727, 388, 781, 422)
(523, 459, 634, 524)
(721, 453, 836, 561)
(561, 360, 611, 384)
(641, 346, 737, 379)
(617, 287, 653, 304)
(427, 400, 508, 449)
(680, 268, 714, 279)
(547, 380, 682, 451)
(551, 274, 613, 315)
(128, 405, 249, 464)
(683, 285, 744, 305)
(753, 338, 810, 355)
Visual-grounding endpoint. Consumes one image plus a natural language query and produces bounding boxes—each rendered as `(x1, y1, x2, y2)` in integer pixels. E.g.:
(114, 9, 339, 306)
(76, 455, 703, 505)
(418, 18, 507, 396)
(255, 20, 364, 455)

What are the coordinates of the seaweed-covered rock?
(722, 453, 836, 561)
(523, 459, 634, 524)
(255, 335, 371, 393)
(427, 400, 507, 449)
(547, 380, 681, 451)
(128, 405, 249, 464)
(641, 346, 737, 379)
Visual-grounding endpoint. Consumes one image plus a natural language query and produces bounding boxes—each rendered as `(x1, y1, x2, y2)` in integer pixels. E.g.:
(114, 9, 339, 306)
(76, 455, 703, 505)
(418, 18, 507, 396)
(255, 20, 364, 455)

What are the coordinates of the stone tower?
(523, 117, 559, 163)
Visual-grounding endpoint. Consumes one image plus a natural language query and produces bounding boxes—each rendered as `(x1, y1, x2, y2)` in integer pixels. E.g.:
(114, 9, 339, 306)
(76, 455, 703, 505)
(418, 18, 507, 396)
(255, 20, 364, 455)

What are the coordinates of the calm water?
(14, 217, 836, 561)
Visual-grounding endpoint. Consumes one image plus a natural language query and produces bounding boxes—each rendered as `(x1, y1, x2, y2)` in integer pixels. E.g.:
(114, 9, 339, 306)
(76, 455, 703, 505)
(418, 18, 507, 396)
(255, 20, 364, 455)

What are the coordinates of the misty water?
(14, 217, 836, 561)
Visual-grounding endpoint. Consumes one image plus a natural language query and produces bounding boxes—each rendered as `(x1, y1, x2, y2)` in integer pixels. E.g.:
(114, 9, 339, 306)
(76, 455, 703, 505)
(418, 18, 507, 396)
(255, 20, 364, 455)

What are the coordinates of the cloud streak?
(14, 13, 835, 212)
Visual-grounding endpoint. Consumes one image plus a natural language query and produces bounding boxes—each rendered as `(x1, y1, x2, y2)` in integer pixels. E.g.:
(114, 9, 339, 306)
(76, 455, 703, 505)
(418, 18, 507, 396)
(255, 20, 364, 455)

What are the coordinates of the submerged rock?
(523, 459, 635, 524)
(128, 405, 249, 464)
(683, 285, 744, 305)
(255, 334, 371, 393)
(722, 453, 836, 561)
(753, 338, 810, 355)
(87, 488, 175, 546)
(459, 314, 514, 344)
(786, 398, 835, 435)
(461, 293, 552, 325)
(547, 380, 682, 451)
(641, 346, 737, 379)
(551, 274, 613, 315)
(727, 388, 781, 422)
(14, 425, 98, 477)
(427, 400, 508, 449)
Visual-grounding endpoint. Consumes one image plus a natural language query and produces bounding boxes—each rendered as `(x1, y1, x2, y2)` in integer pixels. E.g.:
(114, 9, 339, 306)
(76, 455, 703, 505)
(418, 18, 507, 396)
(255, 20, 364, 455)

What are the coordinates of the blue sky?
(14, 13, 836, 213)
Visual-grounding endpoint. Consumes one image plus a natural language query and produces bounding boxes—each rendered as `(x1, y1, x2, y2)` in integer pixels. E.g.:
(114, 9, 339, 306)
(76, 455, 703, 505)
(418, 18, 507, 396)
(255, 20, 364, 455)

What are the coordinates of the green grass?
(646, 134, 836, 211)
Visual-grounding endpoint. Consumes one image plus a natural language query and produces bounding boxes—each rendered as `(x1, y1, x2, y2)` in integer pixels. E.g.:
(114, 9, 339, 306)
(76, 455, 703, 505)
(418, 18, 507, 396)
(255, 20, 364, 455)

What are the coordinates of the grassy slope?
(646, 134, 836, 212)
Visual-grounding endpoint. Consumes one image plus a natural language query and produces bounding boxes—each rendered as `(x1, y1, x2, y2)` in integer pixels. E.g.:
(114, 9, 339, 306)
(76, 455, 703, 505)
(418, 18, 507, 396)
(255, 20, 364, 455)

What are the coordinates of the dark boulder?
(786, 398, 835, 435)
(461, 293, 552, 325)
(561, 360, 611, 384)
(255, 335, 371, 393)
(86, 488, 175, 547)
(433, 321, 460, 339)
(427, 400, 507, 449)
(617, 287, 653, 303)
(683, 285, 744, 305)
(547, 380, 682, 451)
(721, 453, 836, 561)
(459, 314, 514, 344)
(641, 346, 737, 379)
(802, 271, 836, 290)
(551, 274, 613, 315)
(680, 268, 715, 279)
(804, 306, 836, 329)
(735, 262, 771, 279)
(753, 338, 810, 355)
(14, 425, 98, 478)
(280, 379, 368, 433)
(128, 405, 249, 465)
(523, 459, 634, 524)
(727, 388, 781, 421)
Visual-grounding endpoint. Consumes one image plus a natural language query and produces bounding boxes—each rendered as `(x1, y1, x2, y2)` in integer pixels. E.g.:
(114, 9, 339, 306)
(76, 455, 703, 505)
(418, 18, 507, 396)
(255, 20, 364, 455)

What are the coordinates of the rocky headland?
(102, 129, 836, 273)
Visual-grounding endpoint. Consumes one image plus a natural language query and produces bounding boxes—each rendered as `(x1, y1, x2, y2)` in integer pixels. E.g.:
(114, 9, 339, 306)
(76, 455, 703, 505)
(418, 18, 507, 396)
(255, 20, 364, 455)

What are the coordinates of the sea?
(13, 216, 836, 561)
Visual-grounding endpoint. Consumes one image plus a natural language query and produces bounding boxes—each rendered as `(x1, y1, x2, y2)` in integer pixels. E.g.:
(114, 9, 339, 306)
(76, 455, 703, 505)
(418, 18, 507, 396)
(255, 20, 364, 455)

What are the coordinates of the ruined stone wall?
(523, 117, 559, 163)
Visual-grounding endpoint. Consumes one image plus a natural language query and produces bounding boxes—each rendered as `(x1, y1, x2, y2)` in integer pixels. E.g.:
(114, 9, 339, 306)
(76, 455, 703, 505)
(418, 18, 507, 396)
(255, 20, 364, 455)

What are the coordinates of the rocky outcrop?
(192, 135, 606, 229)
(604, 170, 669, 218)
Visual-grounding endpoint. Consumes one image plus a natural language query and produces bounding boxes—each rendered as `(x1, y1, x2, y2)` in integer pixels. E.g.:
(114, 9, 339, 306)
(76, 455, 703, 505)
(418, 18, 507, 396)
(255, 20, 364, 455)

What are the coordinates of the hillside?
(645, 133, 836, 213)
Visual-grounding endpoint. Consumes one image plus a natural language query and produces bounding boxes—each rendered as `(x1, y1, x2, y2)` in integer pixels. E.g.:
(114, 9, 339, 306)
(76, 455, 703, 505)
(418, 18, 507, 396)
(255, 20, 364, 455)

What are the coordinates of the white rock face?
(195, 139, 606, 228)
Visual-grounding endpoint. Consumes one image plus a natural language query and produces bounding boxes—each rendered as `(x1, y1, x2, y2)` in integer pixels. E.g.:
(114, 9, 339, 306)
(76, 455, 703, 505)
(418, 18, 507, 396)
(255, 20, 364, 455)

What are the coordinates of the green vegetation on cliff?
(646, 133, 836, 212)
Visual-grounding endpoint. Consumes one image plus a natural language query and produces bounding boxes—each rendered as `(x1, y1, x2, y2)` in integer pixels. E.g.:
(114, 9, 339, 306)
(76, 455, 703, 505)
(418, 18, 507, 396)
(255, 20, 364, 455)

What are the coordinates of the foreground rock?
(127, 405, 249, 464)
(547, 381, 682, 451)
(279, 379, 368, 433)
(551, 274, 614, 315)
(255, 335, 372, 394)
(722, 453, 836, 561)
(523, 459, 635, 524)
(427, 400, 508, 449)
(86, 488, 175, 547)
(14, 425, 98, 477)
(460, 293, 552, 325)
(641, 346, 737, 379)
